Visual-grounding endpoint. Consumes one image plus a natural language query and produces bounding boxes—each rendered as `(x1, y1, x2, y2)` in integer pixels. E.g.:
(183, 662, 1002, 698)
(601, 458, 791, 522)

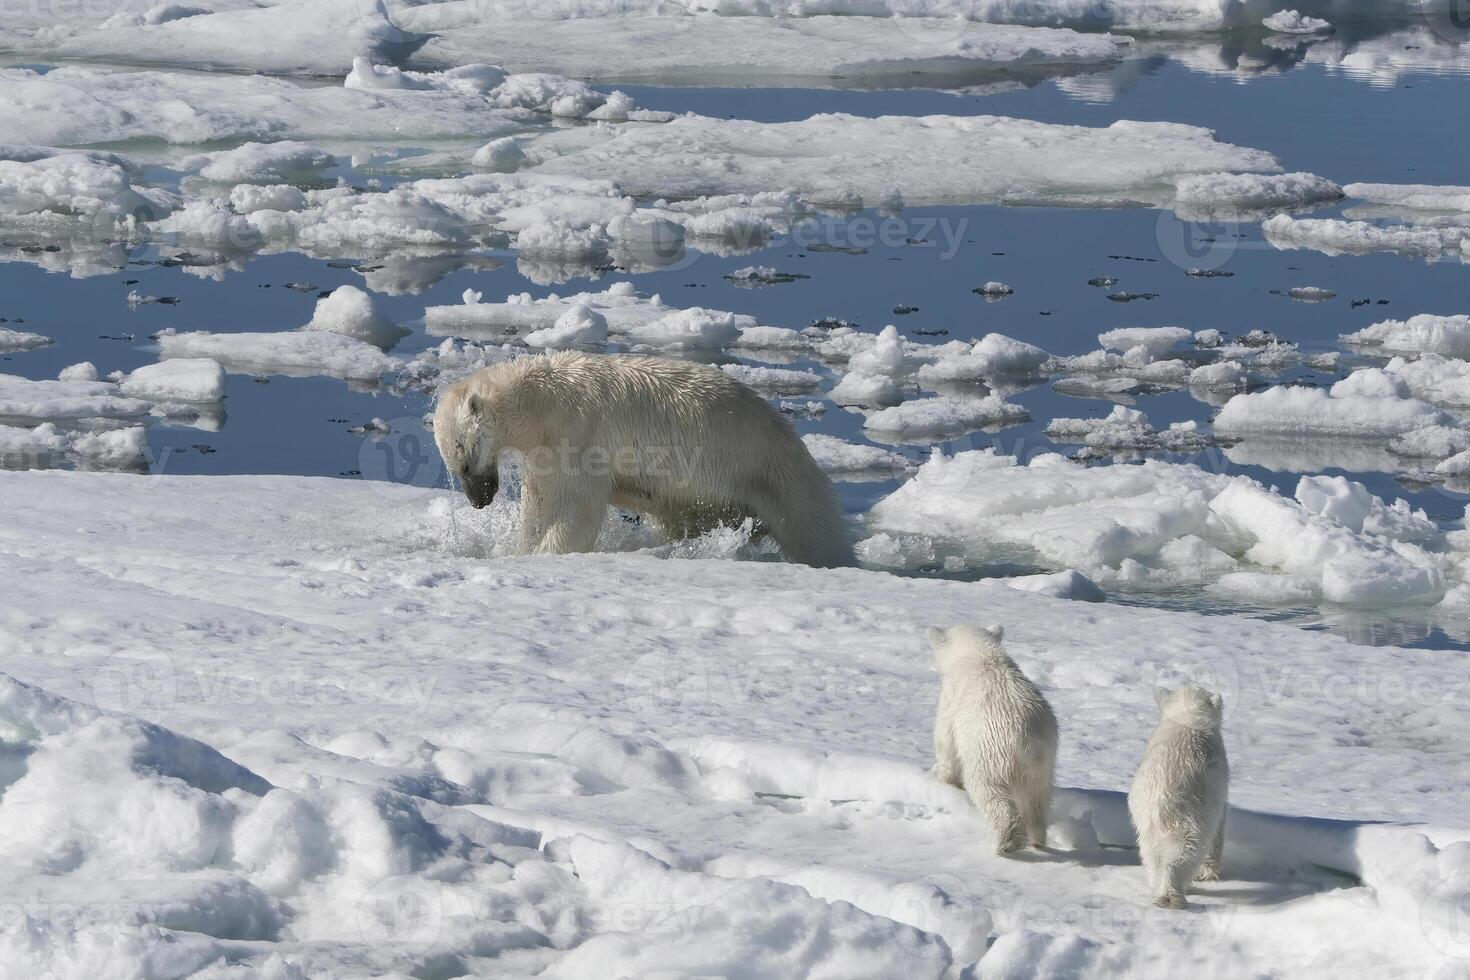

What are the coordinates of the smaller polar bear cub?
(930, 624, 1058, 854)
(1128, 686, 1229, 909)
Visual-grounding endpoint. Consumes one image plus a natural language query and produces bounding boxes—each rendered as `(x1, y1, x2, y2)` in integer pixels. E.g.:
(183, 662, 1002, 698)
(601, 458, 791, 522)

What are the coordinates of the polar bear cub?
(1128, 686, 1229, 909)
(930, 624, 1058, 854)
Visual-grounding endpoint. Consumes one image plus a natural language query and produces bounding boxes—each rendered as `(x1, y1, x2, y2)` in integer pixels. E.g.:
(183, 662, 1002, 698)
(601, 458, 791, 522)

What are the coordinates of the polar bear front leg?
(517, 480, 548, 554)
(532, 474, 612, 555)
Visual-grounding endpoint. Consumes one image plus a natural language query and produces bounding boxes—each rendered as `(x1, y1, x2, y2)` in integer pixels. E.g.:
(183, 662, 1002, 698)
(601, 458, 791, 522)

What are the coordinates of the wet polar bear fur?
(930, 624, 1058, 854)
(433, 351, 853, 567)
(1128, 686, 1229, 909)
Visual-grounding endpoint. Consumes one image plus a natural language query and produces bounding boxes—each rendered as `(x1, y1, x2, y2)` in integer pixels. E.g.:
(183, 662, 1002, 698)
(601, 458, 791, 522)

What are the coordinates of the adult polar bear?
(433, 351, 854, 567)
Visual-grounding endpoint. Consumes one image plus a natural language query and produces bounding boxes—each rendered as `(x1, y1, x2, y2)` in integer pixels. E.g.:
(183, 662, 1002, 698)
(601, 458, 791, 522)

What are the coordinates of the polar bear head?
(928, 623, 1009, 674)
(433, 381, 500, 509)
(1154, 685, 1224, 729)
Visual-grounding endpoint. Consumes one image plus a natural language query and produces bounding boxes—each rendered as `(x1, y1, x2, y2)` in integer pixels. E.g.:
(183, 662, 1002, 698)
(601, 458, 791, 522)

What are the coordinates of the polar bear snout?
(460, 468, 498, 509)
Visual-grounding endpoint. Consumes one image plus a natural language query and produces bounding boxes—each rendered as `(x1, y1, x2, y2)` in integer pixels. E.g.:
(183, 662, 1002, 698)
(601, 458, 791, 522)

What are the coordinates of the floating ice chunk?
(1194, 329, 1223, 348)
(828, 370, 905, 407)
(917, 333, 1050, 382)
(413, 15, 1130, 87)
(228, 184, 307, 214)
(1263, 10, 1333, 34)
(0, 152, 172, 230)
(156, 329, 400, 380)
(528, 112, 1279, 209)
(847, 325, 919, 378)
(871, 449, 1456, 607)
(0, 328, 51, 353)
(1214, 384, 1448, 440)
(801, 434, 914, 480)
(1209, 571, 1321, 605)
(471, 137, 526, 173)
(301, 285, 407, 351)
(1046, 406, 1210, 455)
(614, 309, 739, 351)
(720, 364, 821, 395)
(1344, 182, 1470, 212)
(1172, 171, 1341, 216)
(524, 304, 609, 348)
(57, 362, 98, 383)
(1209, 480, 1444, 606)
(0, 373, 150, 423)
(1097, 326, 1191, 360)
(734, 325, 811, 351)
(1390, 424, 1470, 460)
(854, 531, 937, 568)
(1438, 450, 1470, 476)
(1189, 360, 1247, 389)
(184, 141, 334, 183)
(1342, 314, 1470, 359)
(864, 395, 1028, 443)
(120, 358, 225, 403)
(1263, 213, 1469, 258)
(1376, 355, 1470, 407)
(974, 281, 1014, 298)
(68, 426, 149, 468)
(1287, 286, 1335, 302)
(1004, 569, 1105, 601)
(0, 422, 70, 460)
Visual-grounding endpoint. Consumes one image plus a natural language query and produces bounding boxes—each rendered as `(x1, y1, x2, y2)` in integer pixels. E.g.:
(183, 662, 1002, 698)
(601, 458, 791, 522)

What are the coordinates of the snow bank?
(301, 285, 408, 351)
(156, 330, 401, 380)
(0, 468, 1468, 975)
(869, 449, 1464, 606)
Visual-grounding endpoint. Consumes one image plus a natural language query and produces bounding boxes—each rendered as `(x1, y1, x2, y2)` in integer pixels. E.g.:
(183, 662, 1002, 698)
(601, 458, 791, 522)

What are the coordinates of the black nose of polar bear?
(461, 470, 498, 509)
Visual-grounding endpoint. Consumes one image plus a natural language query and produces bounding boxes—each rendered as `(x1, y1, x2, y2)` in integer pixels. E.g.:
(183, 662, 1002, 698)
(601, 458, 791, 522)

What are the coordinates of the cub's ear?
(1209, 692, 1224, 712)
(982, 624, 1004, 643)
(926, 626, 947, 649)
(1154, 687, 1171, 708)
(467, 394, 483, 417)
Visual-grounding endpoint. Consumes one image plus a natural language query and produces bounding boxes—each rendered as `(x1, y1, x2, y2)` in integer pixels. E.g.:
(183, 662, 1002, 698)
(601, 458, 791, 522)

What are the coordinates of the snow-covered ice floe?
(864, 394, 1031, 443)
(1342, 313, 1470, 359)
(869, 448, 1468, 608)
(155, 329, 402, 380)
(802, 433, 917, 481)
(0, 469, 1468, 975)
(1046, 405, 1210, 458)
(526, 113, 1283, 209)
(0, 62, 667, 147)
(0, 327, 51, 353)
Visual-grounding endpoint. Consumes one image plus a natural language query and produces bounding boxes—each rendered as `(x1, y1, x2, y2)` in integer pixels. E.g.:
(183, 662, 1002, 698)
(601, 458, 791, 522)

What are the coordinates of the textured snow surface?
(0, 471, 1466, 977)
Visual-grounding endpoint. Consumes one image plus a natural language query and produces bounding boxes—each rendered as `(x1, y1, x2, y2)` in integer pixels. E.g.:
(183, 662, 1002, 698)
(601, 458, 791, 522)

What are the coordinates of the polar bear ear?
(1209, 692, 1224, 712)
(926, 626, 948, 649)
(1154, 687, 1172, 708)
(466, 394, 484, 417)
(982, 624, 1004, 643)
